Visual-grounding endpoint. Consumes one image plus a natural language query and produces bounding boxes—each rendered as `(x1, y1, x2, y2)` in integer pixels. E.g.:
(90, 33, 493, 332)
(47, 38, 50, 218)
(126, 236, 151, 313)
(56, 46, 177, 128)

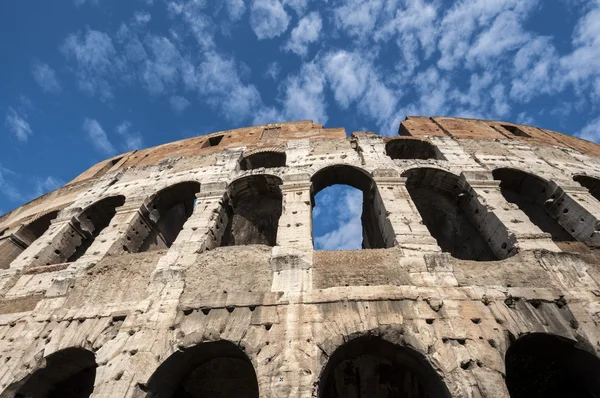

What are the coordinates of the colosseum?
(1, 117, 600, 397)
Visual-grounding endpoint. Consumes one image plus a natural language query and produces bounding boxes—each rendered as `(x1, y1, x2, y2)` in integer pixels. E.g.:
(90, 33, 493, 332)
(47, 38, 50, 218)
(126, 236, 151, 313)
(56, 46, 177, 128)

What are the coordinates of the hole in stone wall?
(65, 195, 126, 263)
(0, 210, 60, 269)
(13, 347, 97, 398)
(574, 175, 600, 203)
(313, 185, 363, 250)
(311, 165, 393, 250)
(203, 135, 223, 147)
(218, 175, 283, 247)
(404, 168, 498, 261)
(505, 333, 600, 398)
(240, 151, 286, 171)
(493, 168, 577, 244)
(386, 139, 442, 161)
(318, 336, 451, 398)
(145, 340, 259, 398)
(501, 125, 531, 138)
(136, 182, 201, 253)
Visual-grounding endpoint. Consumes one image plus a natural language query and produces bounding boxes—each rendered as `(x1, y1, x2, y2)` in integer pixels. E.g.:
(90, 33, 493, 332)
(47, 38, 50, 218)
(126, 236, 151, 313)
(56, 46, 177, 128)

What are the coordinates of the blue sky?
(1, 0, 600, 250)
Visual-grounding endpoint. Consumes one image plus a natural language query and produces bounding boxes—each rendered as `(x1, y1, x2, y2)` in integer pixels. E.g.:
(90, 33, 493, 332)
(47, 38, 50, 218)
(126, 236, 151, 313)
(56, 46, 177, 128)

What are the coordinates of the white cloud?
(141, 35, 185, 95)
(280, 62, 327, 123)
(250, 0, 290, 39)
(32, 62, 61, 93)
(333, 0, 384, 38)
(576, 116, 600, 143)
(5, 107, 33, 142)
(0, 166, 25, 204)
(167, 0, 216, 50)
(264, 62, 280, 80)
(314, 188, 363, 250)
(322, 51, 370, 108)
(510, 37, 560, 102)
(226, 0, 246, 20)
(170, 95, 191, 114)
(284, 11, 322, 56)
(83, 118, 116, 156)
(116, 121, 144, 151)
(61, 29, 120, 101)
(34, 176, 64, 197)
(283, 0, 310, 15)
(560, 5, 600, 87)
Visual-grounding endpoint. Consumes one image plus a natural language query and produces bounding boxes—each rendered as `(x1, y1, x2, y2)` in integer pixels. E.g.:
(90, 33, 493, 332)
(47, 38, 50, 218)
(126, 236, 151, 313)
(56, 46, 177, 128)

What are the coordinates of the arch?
(505, 333, 600, 398)
(403, 168, 499, 261)
(144, 340, 259, 398)
(131, 181, 200, 252)
(11, 347, 97, 398)
(318, 336, 451, 398)
(386, 138, 442, 161)
(215, 174, 283, 247)
(574, 174, 600, 202)
(493, 168, 576, 243)
(240, 150, 286, 171)
(0, 210, 60, 269)
(311, 165, 393, 249)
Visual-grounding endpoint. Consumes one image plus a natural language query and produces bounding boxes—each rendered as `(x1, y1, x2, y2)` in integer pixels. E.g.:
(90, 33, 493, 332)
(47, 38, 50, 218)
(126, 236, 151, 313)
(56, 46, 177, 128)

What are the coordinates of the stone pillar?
(550, 184, 600, 246)
(0, 233, 27, 269)
(271, 176, 313, 294)
(465, 178, 560, 253)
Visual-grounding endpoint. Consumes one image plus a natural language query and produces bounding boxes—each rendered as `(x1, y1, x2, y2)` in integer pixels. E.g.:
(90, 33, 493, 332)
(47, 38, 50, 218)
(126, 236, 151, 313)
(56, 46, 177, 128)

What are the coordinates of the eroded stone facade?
(1, 117, 600, 397)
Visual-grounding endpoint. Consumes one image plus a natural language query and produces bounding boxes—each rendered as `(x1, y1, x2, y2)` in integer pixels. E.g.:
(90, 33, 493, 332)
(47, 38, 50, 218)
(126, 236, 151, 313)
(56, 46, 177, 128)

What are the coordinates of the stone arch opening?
(574, 174, 600, 202)
(505, 333, 600, 398)
(144, 340, 259, 398)
(130, 181, 200, 252)
(386, 139, 441, 161)
(240, 151, 286, 171)
(318, 336, 451, 398)
(0, 210, 59, 269)
(12, 347, 97, 398)
(404, 168, 498, 261)
(311, 165, 393, 250)
(493, 168, 576, 243)
(216, 174, 283, 247)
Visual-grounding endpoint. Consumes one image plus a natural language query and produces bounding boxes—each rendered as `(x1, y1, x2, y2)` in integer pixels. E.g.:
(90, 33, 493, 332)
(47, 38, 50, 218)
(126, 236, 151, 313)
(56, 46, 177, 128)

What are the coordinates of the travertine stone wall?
(1, 118, 600, 397)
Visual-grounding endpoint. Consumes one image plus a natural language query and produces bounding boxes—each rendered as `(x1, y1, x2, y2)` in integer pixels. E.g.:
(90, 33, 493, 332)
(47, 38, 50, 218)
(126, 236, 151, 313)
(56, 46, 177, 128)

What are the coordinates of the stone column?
(550, 184, 600, 246)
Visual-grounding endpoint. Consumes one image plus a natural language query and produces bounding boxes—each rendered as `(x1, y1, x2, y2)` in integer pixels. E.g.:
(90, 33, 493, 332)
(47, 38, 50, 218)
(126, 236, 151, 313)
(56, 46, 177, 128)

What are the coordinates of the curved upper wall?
(1, 116, 598, 231)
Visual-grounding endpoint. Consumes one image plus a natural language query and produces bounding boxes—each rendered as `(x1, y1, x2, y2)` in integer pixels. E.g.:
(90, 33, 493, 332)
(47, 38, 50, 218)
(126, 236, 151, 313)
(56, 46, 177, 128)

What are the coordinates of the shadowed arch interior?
(240, 151, 286, 171)
(506, 333, 600, 398)
(144, 340, 259, 398)
(311, 165, 393, 249)
(403, 168, 498, 261)
(574, 175, 600, 202)
(386, 139, 441, 161)
(217, 174, 283, 247)
(493, 168, 576, 243)
(318, 336, 451, 398)
(0, 210, 59, 269)
(13, 347, 97, 398)
(135, 181, 200, 252)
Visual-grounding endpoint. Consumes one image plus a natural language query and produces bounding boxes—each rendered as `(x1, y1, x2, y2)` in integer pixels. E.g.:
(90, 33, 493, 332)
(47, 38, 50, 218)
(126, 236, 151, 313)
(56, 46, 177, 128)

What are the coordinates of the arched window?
(506, 333, 600, 398)
(404, 168, 499, 261)
(145, 340, 259, 398)
(240, 150, 286, 171)
(574, 175, 600, 202)
(125, 182, 200, 253)
(216, 175, 282, 247)
(0, 210, 59, 269)
(386, 138, 442, 160)
(311, 165, 393, 250)
(318, 336, 451, 398)
(493, 168, 576, 243)
(12, 348, 97, 398)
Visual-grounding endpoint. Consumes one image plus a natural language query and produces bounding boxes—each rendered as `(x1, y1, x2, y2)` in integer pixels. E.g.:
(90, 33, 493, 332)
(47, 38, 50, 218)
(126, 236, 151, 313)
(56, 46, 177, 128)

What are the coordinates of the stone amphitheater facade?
(1, 117, 600, 397)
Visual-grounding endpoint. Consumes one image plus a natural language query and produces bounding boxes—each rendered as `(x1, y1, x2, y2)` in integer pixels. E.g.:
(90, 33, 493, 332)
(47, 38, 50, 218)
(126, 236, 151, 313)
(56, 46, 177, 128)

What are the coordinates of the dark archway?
(133, 182, 200, 252)
(386, 139, 441, 161)
(0, 210, 59, 269)
(318, 336, 451, 398)
(493, 168, 576, 243)
(240, 151, 286, 171)
(311, 165, 393, 250)
(574, 175, 600, 202)
(506, 333, 600, 398)
(404, 168, 498, 261)
(13, 347, 97, 398)
(145, 340, 259, 398)
(218, 174, 283, 247)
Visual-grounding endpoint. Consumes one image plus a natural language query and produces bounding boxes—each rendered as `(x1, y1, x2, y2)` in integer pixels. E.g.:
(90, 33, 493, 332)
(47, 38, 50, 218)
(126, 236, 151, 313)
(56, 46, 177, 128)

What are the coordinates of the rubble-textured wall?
(2, 118, 600, 397)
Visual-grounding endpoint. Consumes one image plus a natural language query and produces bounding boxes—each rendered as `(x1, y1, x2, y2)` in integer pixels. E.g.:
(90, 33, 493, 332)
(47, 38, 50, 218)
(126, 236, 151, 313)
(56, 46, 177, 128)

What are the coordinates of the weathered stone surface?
(2, 117, 600, 397)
